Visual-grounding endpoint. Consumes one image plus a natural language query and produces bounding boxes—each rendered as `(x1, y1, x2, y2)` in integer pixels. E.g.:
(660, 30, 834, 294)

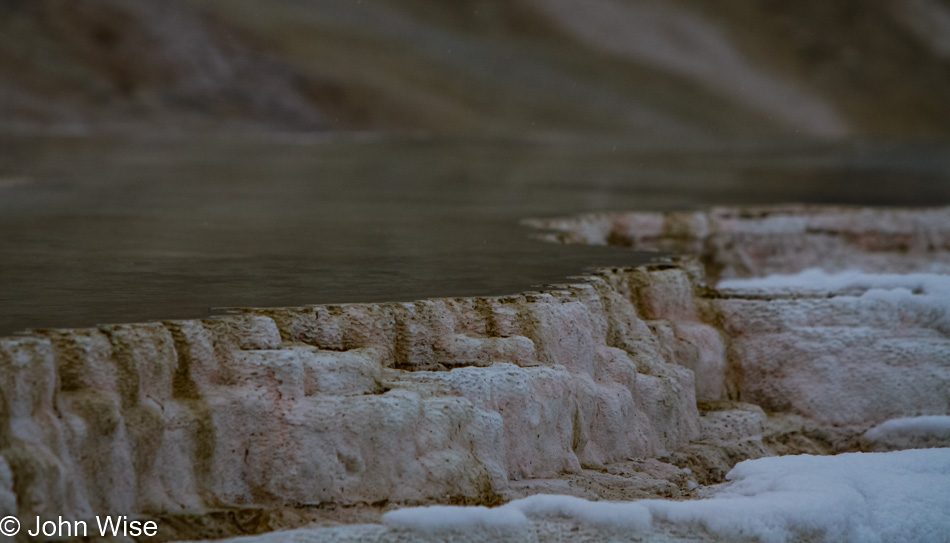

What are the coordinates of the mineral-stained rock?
(669, 402, 773, 485)
(715, 272, 950, 428)
(1, 205, 948, 541)
(527, 205, 950, 280)
(0, 268, 709, 537)
(530, 206, 950, 432)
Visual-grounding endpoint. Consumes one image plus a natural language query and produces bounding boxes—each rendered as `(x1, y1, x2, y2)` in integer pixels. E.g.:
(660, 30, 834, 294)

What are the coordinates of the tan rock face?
(1, 205, 948, 541)
(715, 293, 950, 426)
(0, 265, 711, 529)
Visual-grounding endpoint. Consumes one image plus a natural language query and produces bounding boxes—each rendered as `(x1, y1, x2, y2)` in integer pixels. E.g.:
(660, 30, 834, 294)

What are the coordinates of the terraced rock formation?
(1, 206, 948, 541)
(528, 206, 950, 279)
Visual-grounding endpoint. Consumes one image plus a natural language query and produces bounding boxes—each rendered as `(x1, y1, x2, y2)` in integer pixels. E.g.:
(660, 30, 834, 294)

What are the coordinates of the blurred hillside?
(2, 0, 950, 138)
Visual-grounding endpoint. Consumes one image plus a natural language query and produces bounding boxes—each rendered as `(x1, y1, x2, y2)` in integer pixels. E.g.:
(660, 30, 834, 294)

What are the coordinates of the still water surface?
(1, 135, 949, 335)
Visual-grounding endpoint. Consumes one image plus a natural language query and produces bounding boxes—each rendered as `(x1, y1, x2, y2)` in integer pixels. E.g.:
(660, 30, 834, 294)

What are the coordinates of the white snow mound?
(717, 269, 950, 293)
(863, 416, 950, 451)
(382, 448, 950, 543)
(719, 269, 950, 334)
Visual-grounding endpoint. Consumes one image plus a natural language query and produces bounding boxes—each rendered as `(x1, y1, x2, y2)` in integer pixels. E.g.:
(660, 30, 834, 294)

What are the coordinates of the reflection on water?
(1, 135, 949, 334)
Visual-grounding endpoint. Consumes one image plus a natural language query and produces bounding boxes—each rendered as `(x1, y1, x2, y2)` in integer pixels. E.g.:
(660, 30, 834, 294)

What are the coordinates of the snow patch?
(863, 416, 950, 451)
(718, 269, 950, 295)
(719, 269, 950, 334)
(382, 494, 652, 534)
(382, 448, 950, 543)
(383, 504, 528, 533)
(645, 448, 950, 542)
(512, 494, 652, 531)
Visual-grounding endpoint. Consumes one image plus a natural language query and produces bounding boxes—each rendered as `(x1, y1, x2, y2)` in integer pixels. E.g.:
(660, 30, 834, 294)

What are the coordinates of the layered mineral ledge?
(526, 205, 950, 279)
(0, 206, 948, 542)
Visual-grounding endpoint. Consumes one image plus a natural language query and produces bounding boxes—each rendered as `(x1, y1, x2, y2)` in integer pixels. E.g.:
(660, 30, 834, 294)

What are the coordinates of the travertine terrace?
(1, 206, 948, 542)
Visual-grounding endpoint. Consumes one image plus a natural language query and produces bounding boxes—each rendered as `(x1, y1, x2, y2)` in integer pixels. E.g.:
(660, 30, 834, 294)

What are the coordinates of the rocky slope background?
(3, 0, 950, 137)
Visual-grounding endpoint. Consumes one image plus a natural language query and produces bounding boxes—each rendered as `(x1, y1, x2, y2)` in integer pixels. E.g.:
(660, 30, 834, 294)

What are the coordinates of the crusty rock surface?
(0, 205, 948, 541)
(0, 264, 712, 541)
(526, 205, 950, 280)
(715, 287, 950, 427)
(531, 205, 950, 433)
